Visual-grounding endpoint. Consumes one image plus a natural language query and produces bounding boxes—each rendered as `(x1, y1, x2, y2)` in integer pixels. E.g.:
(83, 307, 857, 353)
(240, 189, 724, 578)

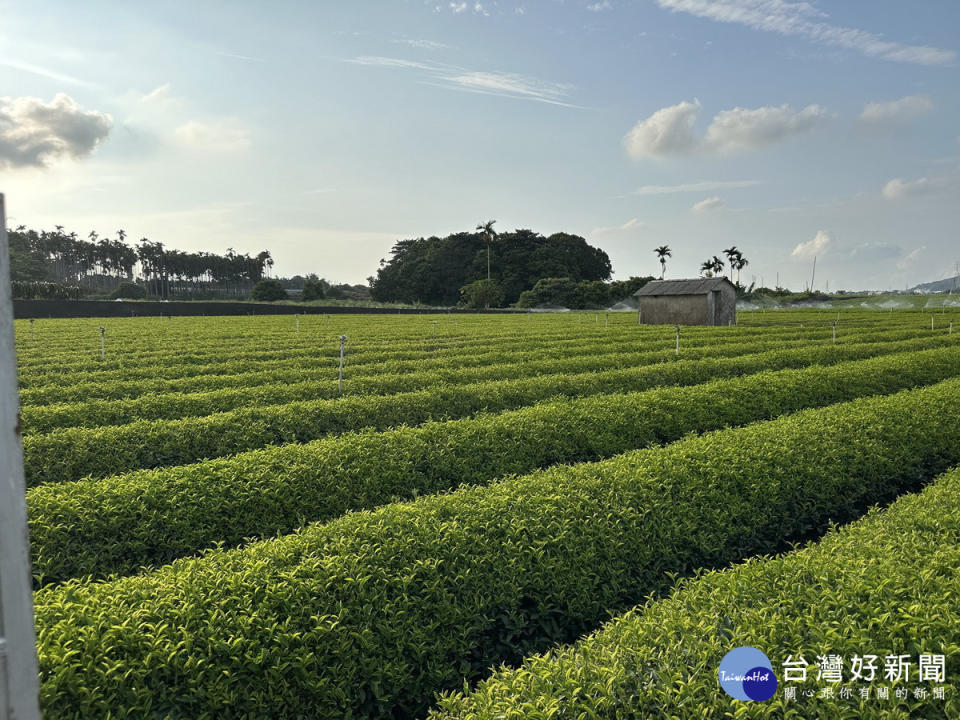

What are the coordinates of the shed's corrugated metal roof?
(634, 277, 734, 296)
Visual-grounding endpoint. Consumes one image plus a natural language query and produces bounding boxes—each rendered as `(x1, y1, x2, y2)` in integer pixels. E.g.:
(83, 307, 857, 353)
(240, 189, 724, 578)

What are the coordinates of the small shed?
(634, 277, 737, 326)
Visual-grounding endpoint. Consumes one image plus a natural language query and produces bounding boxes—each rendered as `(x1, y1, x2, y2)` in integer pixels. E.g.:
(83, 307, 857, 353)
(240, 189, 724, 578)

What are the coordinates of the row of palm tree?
(652, 244, 749, 284)
(10, 225, 273, 298)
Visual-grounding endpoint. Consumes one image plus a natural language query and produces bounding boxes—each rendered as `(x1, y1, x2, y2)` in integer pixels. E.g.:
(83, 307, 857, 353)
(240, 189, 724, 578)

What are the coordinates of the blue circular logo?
(718, 647, 778, 701)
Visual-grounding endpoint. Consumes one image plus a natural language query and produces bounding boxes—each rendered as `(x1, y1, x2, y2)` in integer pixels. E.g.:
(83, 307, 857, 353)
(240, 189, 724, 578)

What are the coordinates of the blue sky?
(1, 0, 958, 290)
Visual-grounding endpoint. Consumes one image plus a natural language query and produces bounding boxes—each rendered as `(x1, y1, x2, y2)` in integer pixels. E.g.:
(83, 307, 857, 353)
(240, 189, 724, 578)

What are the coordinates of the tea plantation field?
(16, 309, 960, 718)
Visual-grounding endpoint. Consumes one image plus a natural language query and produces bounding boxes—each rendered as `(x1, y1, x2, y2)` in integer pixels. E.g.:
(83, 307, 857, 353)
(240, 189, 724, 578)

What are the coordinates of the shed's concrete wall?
(637, 294, 709, 325)
(714, 287, 737, 326)
(638, 287, 737, 326)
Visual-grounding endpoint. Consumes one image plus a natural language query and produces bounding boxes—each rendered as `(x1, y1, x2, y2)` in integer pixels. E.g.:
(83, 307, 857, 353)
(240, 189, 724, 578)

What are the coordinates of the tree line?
(8, 226, 273, 299)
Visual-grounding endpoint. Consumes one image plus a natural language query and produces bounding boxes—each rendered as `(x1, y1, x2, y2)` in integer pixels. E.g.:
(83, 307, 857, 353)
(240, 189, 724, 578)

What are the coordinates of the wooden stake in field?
(0, 192, 43, 720)
(932, 315, 935, 331)
(29, 317, 33, 341)
(832, 321, 837, 345)
(99, 326, 106, 360)
(675, 325, 681, 356)
(338, 335, 347, 395)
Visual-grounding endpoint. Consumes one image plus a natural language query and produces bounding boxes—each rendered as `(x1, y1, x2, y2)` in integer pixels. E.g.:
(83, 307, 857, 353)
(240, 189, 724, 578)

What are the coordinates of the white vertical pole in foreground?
(0, 194, 42, 720)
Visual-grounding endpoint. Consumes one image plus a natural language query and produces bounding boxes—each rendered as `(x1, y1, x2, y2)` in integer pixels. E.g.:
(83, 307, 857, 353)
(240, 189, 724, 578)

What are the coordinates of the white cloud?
(691, 196, 724, 214)
(705, 103, 829, 153)
(625, 100, 828, 158)
(623, 100, 701, 159)
(791, 230, 832, 259)
(0, 93, 111, 169)
(174, 119, 251, 152)
(587, 1, 612, 11)
(859, 95, 933, 126)
(632, 179, 761, 195)
(655, 0, 956, 65)
(882, 177, 932, 200)
(450, 2, 468, 12)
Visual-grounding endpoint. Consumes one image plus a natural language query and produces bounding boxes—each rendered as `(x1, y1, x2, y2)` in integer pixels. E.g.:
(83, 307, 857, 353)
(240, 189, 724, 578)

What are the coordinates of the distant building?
(634, 277, 737, 326)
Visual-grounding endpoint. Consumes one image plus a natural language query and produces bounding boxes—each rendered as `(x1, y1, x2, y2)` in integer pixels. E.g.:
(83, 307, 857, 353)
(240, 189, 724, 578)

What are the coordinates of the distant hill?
(910, 275, 960, 293)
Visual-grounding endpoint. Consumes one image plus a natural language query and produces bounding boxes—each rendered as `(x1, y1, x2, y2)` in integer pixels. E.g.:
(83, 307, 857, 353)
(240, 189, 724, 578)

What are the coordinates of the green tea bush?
(35, 379, 960, 718)
(431, 466, 960, 719)
(28, 345, 960, 584)
(23, 335, 959, 485)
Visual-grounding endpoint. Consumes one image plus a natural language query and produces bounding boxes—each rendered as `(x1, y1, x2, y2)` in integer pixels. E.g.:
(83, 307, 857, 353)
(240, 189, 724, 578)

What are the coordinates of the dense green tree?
(250, 279, 288, 301)
(302, 278, 326, 301)
(516, 278, 579, 308)
(370, 228, 612, 306)
(459, 278, 505, 309)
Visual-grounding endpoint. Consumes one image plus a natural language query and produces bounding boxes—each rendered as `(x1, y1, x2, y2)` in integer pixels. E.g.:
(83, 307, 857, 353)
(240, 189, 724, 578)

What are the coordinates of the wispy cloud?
(632, 179, 761, 195)
(587, 1, 613, 11)
(347, 56, 576, 107)
(860, 95, 933, 127)
(349, 56, 434, 71)
(881, 176, 957, 200)
(216, 51, 266, 63)
(691, 196, 724, 214)
(655, 0, 956, 65)
(592, 217, 645, 234)
(174, 119, 251, 153)
(0, 58, 93, 88)
(391, 38, 455, 50)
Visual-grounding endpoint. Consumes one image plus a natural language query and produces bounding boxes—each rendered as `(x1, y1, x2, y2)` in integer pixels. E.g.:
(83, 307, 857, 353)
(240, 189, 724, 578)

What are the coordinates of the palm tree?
(722, 246, 738, 281)
(700, 259, 714, 277)
(476, 220, 497, 281)
(711, 255, 725, 277)
(734, 252, 749, 285)
(654, 245, 672, 280)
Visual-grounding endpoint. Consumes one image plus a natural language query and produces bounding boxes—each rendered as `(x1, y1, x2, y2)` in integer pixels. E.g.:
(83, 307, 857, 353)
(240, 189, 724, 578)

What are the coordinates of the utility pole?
(0, 193, 43, 720)
(810, 256, 817, 292)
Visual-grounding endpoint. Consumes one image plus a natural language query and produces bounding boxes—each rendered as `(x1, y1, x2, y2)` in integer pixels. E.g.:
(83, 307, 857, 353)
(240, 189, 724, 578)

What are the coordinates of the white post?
(675, 325, 680, 356)
(99, 326, 106, 360)
(338, 335, 347, 395)
(832, 321, 837, 345)
(0, 193, 43, 720)
(932, 315, 935, 331)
